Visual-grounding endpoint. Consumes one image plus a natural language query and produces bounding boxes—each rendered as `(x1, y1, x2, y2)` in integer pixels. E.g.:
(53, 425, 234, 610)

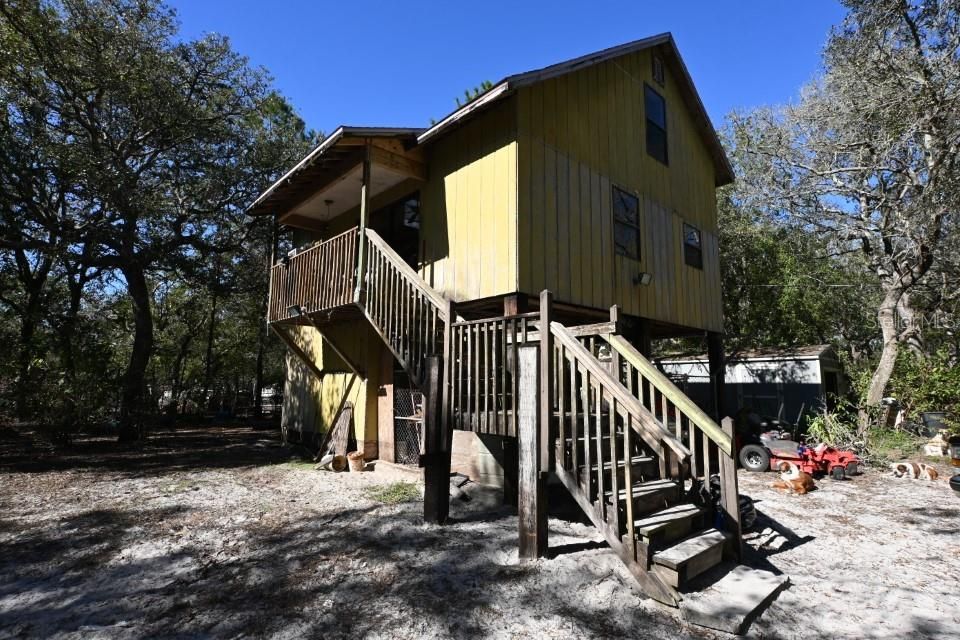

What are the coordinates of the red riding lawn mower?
(735, 413, 861, 480)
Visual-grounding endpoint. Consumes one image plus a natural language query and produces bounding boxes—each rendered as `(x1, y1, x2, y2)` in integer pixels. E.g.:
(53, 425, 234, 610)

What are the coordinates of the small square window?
(683, 223, 703, 269)
(613, 186, 640, 260)
(652, 55, 665, 86)
(645, 85, 668, 165)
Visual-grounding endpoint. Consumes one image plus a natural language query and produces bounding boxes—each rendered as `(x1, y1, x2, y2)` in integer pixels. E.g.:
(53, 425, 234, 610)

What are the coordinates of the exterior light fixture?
(634, 272, 653, 286)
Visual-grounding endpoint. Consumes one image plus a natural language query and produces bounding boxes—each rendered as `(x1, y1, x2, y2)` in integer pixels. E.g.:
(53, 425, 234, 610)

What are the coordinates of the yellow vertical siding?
(281, 323, 383, 456)
(516, 47, 723, 332)
(420, 100, 519, 301)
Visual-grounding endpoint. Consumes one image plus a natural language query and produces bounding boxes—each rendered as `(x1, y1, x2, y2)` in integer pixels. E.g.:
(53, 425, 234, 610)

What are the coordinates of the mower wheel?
(830, 466, 845, 481)
(739, 444, 770, 472)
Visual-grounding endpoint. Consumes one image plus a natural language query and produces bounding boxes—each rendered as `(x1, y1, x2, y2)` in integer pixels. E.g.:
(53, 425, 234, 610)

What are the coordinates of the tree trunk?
(57, 274, 86, 428)
(896, 292, 924, 355)
(859, 288, 902, 433)
(201, 293, 218, 413)
(118, 264, 154, 442)
(15, 302, 40, 422)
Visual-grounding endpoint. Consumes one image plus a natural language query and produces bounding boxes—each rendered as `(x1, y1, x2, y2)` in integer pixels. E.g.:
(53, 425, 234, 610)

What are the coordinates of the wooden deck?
(268, 227, 358, 323)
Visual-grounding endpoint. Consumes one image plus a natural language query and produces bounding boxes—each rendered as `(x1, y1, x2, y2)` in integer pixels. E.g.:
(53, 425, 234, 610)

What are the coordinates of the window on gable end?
(645, 84, 668, 165)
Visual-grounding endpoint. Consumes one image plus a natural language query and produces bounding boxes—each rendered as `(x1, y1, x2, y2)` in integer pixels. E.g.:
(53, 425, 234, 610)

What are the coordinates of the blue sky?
(169, 1, 846, 135)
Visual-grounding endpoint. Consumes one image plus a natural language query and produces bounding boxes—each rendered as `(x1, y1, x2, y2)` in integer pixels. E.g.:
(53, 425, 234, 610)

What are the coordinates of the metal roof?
(660, 345, 837, 364)
(417, 32, 734, 186)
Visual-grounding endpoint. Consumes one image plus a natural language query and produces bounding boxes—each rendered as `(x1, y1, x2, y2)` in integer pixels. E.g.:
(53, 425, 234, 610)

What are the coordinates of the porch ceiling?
(246, 126, 424, 223)
(282, 162, 412, 227)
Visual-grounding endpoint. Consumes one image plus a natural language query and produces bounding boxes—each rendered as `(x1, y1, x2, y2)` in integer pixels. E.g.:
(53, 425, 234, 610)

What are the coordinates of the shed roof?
(660, 345, 836, 365)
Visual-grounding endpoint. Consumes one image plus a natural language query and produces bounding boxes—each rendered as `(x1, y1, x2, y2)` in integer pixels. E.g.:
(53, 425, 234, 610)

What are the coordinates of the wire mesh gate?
(394, 377, 424, 465)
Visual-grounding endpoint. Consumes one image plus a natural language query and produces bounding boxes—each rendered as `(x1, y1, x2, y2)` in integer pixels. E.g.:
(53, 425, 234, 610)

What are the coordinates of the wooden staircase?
(546, 321, 741, 606)
(269, 226, 760, 613)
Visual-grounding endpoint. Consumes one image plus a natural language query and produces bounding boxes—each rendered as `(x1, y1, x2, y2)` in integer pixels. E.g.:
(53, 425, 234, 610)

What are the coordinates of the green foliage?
(806, 408, 865, 453)
(364, 482, 421, 505)
(0, 0, 313, 432)
(865, 427, 924, 463)
(455, 80, 494, 107)
(885, 349, 960, 420)
(805, 406, 924, 467)
(717, 130, 879, 360)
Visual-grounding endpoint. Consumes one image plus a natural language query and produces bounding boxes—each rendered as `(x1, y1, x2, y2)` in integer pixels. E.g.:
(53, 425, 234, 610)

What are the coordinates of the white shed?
(659, 345, 846, 424)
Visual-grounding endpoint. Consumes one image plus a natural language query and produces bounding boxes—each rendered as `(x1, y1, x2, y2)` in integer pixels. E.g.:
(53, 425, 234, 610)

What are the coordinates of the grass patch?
(867, 428, 924, 463)
(364, 482, 421, 504)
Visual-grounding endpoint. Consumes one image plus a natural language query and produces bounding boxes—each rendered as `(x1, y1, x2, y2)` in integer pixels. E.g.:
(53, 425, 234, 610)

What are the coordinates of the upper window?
(652, 55, 665, 86)
(645, 85, 668, 165)
(683, 223, 703, 269)
(613, 186, 640, 260)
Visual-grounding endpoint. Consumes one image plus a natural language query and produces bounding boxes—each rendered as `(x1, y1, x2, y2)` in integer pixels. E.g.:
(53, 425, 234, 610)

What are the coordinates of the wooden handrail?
(451, 311, 539, 327)
(605, 334, 733, 456)
(365, 228, 449, 318)
(551, 322, 691, 461)
(268, 227, 358, 322)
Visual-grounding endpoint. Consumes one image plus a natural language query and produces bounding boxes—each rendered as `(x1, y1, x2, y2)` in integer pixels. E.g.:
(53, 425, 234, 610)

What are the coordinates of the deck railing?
(446, 313, 539, 436)
(268, 227, 358, 322)
(362, 229, 450, 386)
(600, 334, 741, 542)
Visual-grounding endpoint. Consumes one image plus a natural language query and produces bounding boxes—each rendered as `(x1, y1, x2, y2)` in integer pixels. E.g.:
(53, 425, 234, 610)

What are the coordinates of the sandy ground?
(0, 425, 958, 640)
(739, 464, 960, 640)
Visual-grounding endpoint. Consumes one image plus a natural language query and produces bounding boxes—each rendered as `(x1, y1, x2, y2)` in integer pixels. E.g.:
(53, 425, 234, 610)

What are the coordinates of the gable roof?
(418, 32, 734, 186)
(247, 34, 733, 216)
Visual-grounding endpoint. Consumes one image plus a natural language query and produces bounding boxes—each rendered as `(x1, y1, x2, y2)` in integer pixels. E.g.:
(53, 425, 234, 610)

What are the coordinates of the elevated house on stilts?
(247, 33, 785, 624)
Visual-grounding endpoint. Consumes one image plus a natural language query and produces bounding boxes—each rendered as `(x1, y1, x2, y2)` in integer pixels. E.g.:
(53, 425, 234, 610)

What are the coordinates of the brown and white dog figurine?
(770, 461, 818, 494)
(890, 462, 939, 481)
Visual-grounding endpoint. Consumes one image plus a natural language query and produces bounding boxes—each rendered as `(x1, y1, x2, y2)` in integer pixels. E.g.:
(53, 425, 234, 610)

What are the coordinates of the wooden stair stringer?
(553, 457, 681, 607)
(357, 303, 423, 387)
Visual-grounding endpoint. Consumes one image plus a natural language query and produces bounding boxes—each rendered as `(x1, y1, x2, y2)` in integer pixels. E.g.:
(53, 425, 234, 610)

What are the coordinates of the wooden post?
(707, 332, 726, 422)
(503, 293, 528, 316)
(440, 299, 455, 454)
(501, 293, 526, 505)
(539, 290, 553, 472)
(636, 317, 652, 357)
(354, 141, 372, 304)
(518, 345, 547, 560)
(719, 416, 743, 560)
(377, 348, 396, 464)
(421, 356, 450, 524)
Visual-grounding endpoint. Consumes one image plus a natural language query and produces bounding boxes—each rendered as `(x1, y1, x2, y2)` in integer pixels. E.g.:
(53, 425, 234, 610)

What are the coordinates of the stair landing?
(680, 564, 790, 634)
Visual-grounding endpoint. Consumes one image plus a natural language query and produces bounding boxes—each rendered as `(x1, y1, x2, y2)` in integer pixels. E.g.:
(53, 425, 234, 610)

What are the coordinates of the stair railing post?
(719, 416, 743, 560)
(518, 344, 547, 560)
(539, 290, 554, 472)
(353, 140, 372, 305)
(421, 355, 451, 524)
(441, 299, 455, 457)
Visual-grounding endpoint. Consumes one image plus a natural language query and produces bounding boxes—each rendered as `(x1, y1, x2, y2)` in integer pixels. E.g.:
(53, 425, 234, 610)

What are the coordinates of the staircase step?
(633, 503, 705, 548)
(576, 455, 658, 485)
(651, 529, 728, 588)
(605, 478, 680, 514)
(680, 564, 790, 634)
